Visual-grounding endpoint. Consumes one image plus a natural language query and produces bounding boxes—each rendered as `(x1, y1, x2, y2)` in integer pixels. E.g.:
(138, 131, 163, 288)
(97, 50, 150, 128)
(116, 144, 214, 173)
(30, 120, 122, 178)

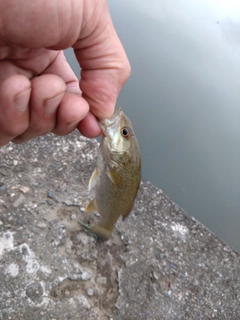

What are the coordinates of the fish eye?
(121, 127, 131, 139)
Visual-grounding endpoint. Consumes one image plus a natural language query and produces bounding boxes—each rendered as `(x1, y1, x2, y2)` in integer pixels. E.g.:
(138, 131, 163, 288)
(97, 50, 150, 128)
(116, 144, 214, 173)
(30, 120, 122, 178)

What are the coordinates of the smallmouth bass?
(80, 107, 141, 240)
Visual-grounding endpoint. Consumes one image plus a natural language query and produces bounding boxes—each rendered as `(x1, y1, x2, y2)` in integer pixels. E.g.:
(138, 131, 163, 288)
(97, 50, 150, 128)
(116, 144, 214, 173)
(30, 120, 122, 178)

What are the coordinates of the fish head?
(99, 108, 140, 165)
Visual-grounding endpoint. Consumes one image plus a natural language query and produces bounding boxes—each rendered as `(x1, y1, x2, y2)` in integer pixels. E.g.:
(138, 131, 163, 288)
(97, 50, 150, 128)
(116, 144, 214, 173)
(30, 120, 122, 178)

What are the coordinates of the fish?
(80, 107, 141, 241)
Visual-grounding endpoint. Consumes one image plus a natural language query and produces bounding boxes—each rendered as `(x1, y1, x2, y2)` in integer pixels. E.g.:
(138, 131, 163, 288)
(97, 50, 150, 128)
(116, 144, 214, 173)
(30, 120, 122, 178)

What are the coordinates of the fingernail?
(14, 89, 31, 112)
(44, 93, 64, 114)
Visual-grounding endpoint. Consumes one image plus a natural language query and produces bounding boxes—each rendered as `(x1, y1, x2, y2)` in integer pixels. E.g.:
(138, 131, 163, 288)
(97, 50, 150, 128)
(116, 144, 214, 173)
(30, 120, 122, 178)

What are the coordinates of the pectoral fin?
(85, 197, 98, 212)
(107, 168, 122, 186)
(88, 168, 98, 191)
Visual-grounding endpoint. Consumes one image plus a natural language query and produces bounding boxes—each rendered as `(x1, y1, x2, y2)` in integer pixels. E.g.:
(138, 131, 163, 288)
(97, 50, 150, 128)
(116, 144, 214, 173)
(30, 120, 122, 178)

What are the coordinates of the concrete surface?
(0, 131, 239, 320)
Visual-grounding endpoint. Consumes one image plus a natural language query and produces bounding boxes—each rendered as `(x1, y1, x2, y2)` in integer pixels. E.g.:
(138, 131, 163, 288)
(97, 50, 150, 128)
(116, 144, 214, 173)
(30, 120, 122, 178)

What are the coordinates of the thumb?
(73, 0, 131, 120)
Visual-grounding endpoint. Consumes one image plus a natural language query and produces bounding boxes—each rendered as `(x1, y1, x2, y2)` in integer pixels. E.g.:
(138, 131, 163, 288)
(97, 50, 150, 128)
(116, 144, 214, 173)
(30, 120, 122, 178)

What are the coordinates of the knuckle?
(118, 59, 131, 85)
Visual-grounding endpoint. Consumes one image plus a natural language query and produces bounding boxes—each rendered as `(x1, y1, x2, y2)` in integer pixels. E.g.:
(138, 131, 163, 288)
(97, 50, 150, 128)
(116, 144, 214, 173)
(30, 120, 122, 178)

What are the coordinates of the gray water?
(65, 0, 240, 252)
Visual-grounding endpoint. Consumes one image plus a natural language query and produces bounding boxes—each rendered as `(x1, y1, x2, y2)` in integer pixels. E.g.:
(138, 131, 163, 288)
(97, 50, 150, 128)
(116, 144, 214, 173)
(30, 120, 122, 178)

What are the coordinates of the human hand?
(0, 0, 130, 146)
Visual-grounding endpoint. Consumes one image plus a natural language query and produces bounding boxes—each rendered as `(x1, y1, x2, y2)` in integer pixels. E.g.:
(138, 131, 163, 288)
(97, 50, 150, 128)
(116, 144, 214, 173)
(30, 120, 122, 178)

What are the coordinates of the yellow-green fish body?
(82, 107, 141, 240)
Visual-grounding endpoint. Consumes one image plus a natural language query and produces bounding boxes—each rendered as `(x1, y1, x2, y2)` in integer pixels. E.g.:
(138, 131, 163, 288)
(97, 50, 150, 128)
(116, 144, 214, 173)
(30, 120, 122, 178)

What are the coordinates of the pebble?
(37, 222, 47, 229)
(71, 214, 77, 220)
(19, 186, 29, 193)
(81, 270, 92, 281)
(31, 226, 37, 234)
(64, 289, 70, 296)
(17, 218, 24, 225)
(47, 191, 55, 199)
(46, 199, 53, 206)
(97, 277, 107, 284)
(13, 196, 23, 208)
(87, 288, 94, 296)
(0, 184, 7, 192)
(49, 219, 59, 227)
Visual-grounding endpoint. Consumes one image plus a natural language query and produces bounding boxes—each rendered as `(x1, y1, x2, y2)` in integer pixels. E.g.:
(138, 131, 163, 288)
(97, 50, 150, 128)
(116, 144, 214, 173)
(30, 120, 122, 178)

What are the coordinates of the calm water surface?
(65, 0, 240, 251)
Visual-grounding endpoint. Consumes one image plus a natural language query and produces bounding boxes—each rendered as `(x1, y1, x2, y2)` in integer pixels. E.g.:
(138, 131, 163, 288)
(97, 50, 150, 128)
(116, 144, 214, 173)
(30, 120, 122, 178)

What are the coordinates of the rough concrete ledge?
(0, 131, 239, 320)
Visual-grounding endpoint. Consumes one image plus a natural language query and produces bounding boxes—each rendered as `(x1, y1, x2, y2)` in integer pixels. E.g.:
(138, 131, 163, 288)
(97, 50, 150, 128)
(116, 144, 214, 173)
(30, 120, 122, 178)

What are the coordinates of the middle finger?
(13, 74, 66, 143)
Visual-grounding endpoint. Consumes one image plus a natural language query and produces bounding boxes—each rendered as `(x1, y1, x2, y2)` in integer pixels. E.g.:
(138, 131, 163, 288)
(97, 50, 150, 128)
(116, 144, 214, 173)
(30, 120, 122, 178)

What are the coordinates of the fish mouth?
(99, 107, 122, 135)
